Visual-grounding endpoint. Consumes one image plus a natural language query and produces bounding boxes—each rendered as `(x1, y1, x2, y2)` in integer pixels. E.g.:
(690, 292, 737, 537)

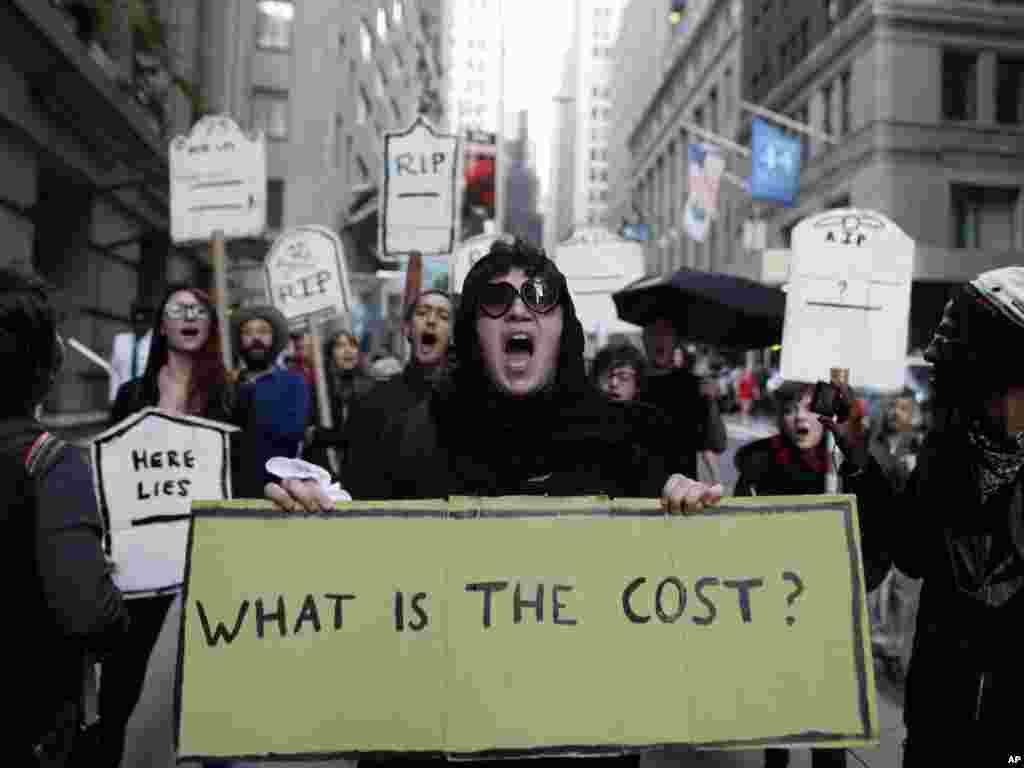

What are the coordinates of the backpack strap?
(25, 432, 66, 479)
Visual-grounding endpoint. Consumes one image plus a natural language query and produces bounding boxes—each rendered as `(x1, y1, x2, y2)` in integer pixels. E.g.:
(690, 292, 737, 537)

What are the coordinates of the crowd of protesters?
(6, 237, 1020, 767)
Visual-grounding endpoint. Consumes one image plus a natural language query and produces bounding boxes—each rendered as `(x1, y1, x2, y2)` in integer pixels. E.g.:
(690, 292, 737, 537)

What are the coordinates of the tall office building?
(741, 0, 1024, 348)
(549, 0, 628, 246)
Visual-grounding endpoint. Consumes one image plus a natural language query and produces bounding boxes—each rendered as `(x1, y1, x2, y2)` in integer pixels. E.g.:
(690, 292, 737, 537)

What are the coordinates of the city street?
(116, 416, 906, 768)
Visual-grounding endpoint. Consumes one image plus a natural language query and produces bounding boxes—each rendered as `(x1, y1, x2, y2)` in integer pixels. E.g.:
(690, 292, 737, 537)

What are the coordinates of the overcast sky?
(501, 0, 575, 201)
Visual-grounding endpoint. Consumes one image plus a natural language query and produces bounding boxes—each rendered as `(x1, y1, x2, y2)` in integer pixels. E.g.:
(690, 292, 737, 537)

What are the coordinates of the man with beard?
(232, 305, 312, 498)
(341, 289, 453, 497)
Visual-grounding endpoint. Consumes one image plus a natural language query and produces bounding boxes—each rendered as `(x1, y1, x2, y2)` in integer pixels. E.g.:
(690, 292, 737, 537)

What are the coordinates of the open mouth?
(795, 425, 811, 440)
(420, 332, 438, 349)
(504, 333, 534, 371)
(181, 328, 200, 339)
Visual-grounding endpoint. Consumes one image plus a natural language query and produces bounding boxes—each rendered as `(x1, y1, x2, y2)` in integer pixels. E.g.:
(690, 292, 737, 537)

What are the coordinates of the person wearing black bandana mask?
(655, 266, 1024, 766)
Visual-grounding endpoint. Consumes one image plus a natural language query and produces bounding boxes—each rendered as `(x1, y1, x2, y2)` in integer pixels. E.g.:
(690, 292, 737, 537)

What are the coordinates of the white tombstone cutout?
(781, 209, 915, 391)
(265, 225, 352, 331)
(91, 408, 239, 597)
(170, 115, 266, 244)
(450, 233, 499, 294)
(380, 116, 459, 257)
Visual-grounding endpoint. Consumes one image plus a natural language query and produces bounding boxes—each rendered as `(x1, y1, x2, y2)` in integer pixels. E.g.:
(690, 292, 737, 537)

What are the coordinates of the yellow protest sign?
(176, 495, 878, 762)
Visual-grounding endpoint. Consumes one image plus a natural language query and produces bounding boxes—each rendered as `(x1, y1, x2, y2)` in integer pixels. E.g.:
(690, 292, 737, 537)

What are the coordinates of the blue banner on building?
(621, 223, 651, 242)
(750, 117, 802, 206)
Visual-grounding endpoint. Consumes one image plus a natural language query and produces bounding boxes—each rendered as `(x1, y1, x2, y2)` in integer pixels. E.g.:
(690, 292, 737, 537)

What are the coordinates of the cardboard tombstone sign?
(380, 116, 460, 258)
(91, 408, 239, 597)
(781, 209, 914, 391)
(265, 225, 352, 332)
(170, 114, 267, 245)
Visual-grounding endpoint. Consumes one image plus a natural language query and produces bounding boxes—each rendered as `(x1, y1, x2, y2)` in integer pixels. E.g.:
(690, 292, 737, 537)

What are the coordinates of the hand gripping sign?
(91, 408, 239, 597)
(781, 209, 914, 391)
(176, 495, 878, 762)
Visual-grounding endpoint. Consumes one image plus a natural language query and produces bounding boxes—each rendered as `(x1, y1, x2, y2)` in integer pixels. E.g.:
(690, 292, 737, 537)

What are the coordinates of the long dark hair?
(453, 237, 586, 399)
(139, 284, 230, 417)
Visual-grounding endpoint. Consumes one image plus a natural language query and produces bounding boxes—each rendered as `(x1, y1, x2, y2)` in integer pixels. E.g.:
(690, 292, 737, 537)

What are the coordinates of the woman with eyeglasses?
(100, 284, 235, 768)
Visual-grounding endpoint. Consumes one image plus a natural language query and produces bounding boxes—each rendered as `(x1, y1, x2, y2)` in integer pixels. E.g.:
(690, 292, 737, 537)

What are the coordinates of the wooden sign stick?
(211, 230, 232, 371)
(309, 320, 340, 476)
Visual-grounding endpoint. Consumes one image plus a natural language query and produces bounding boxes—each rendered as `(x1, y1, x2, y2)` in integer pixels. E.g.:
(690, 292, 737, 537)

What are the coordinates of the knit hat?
(233, 304, 291, 362)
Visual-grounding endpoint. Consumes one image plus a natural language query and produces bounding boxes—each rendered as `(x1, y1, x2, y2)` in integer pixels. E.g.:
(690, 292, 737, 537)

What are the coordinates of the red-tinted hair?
(141, 285, 230, 417)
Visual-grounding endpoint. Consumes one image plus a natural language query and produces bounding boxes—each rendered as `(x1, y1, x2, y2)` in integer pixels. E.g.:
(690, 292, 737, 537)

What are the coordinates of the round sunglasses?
(478, 278, 560, 319)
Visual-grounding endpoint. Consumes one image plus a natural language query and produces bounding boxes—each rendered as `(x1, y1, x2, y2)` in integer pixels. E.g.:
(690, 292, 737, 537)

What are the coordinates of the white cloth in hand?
(265, 457, 353, 502)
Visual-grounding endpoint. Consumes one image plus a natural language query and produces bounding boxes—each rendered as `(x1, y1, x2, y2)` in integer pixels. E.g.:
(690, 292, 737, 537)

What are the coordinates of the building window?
(942, 50, 978, 121)
(251, 89, 289, 139)
(839, 69, 851, 135)
(821, 82, 833, 139)
(393, 0, 404, 24)
(377, 7, 389, 40)
(952, 185, 1020, 250)
(997, 56, 1024, 125)
(391, 97, 402, 124)
(267, 178, 284, 229)
(693, 106, 704, 128)
(709, 87, 719, 133)
(375, 62, 388, 97)
(358, 85, 372, 124)
(360, 19, 373, 61)
(256, 1, 293, 50)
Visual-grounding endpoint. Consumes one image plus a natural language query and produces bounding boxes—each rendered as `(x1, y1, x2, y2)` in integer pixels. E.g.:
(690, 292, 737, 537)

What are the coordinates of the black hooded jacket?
(365, 245, 677, 500)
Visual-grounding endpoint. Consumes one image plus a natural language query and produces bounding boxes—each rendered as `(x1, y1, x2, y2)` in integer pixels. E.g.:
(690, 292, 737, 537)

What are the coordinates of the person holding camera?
(733, 380, 859, 768)
(669, 266, 1024, 766)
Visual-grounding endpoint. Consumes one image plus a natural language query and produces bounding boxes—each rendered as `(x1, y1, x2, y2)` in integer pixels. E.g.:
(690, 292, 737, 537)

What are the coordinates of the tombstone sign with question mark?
(781, 209, 914, 391)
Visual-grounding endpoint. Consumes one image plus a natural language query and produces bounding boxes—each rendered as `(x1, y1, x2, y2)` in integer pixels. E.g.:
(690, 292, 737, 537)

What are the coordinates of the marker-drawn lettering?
(465, 581, 510, 629)
(324, 593, 356, 629)
(255, 596, 288, 639)
(723, 578, 764, 623)
(195, 600, 249, 647)
(293, 593, 322, 634)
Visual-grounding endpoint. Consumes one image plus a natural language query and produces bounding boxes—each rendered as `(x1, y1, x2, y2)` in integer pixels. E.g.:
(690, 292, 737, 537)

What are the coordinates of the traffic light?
(669, 0, 686, 26)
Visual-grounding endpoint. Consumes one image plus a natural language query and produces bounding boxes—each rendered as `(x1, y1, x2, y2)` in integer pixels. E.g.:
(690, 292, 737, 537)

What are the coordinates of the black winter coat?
(342, 363, 440, 498)
(373, 385, 676, 500)
(0, 418, 127, 750)
(867, 428, 1024, 742)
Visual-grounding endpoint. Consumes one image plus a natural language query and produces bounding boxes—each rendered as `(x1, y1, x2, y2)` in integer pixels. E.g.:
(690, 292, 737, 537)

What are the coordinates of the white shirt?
(109, 330, 153, 403)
